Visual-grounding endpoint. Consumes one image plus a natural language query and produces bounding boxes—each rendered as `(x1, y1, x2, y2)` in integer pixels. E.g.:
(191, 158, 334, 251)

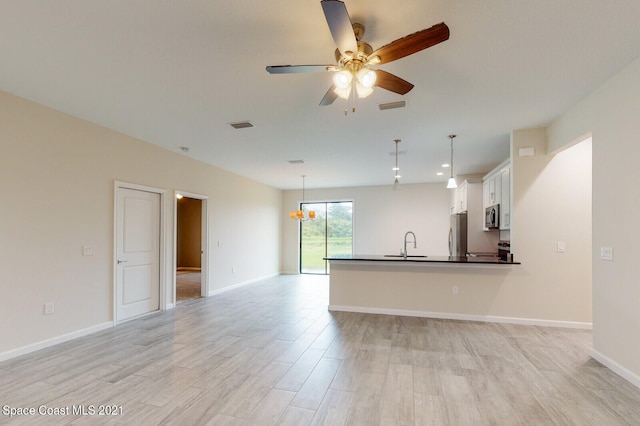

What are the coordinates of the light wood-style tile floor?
(1, 274, 639, 425)
(176, 271, 202, 303)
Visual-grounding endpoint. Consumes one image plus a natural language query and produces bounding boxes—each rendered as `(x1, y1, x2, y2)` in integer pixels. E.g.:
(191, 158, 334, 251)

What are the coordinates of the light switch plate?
(600, 247, 613, 261)
(557, 242, 566, 253)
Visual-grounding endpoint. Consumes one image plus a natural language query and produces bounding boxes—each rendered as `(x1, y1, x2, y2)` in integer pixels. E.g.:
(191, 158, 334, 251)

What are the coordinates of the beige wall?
(281, 183, 452, 274)
(549, 55, 640, 384)
(0, 90, 282, 356)
(510, 129, 592, 322)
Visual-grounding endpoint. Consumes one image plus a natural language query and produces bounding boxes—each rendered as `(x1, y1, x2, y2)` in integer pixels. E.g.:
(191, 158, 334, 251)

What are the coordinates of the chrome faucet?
(403, 231, 417, 259)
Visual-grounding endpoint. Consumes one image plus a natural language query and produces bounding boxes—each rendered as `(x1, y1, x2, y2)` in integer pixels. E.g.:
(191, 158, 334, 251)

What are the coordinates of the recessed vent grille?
(229, 121, 254, 129)
(379, 100, 406, 111)
(288, 159, 305, 164)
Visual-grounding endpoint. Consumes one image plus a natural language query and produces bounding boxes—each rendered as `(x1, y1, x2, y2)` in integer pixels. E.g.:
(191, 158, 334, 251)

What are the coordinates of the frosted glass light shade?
(355, 82, 374, 98)
(333, 70, 352, 89)
(333, 85, 350, 100)
(447, 177, 458, 189)
(356, 69, 376, 88)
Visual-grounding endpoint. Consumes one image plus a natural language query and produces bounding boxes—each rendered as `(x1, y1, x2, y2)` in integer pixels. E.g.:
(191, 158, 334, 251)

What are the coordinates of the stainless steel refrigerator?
(449, 213, 468, 257)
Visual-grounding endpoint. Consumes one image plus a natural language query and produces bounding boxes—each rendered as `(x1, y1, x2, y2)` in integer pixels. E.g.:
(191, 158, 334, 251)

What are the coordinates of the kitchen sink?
(384, 255, 427, 258)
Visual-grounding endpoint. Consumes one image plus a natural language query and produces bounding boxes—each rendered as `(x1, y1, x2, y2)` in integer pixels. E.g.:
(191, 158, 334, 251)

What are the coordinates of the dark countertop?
(324, 254, 520, 265)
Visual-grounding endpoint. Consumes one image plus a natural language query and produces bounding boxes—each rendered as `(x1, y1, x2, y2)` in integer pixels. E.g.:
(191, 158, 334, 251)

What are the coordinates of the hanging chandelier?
(289, 175, 316, 221)
(446, 134, 458, 189)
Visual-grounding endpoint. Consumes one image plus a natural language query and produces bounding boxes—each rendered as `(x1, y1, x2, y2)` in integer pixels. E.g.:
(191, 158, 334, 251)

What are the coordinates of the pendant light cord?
(449, 134, 456, 178)
(395, 141, 398, 171)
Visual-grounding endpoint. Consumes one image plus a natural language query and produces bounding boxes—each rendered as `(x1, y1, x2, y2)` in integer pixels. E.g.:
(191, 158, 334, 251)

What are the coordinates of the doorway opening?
(175, 192, 208, 303)
(300, 201, 353, 274)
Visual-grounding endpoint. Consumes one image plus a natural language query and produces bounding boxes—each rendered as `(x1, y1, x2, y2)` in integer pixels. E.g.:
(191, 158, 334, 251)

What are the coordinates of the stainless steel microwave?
(485, 204, 500, 229)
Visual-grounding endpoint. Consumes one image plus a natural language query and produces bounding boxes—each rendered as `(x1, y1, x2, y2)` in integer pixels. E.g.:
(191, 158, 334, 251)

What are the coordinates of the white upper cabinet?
(483, 159, 511, 230)
(452, 178, 482, 214)
(458, 180, 468, 213)
(500, 166, 510, 230)
(487, 172, 501, 206)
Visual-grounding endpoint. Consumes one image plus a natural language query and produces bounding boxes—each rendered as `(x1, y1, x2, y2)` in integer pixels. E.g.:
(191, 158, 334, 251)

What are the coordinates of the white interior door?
(116, 187, 160, 321)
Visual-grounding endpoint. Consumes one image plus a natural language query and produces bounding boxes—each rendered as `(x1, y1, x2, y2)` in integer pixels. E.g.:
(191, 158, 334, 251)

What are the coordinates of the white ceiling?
(2, 1, 640, 189)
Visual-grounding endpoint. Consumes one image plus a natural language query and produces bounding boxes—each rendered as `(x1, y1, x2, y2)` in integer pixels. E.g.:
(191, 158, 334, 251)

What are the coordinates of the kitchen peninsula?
(325, 254, 522, 323)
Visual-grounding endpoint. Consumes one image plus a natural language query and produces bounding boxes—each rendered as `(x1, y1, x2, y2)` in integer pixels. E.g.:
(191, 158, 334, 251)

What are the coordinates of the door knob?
(117, 259, 128, 264)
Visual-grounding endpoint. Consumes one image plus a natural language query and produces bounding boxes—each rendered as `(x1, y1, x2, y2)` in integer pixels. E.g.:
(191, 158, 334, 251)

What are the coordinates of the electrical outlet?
(44, 302, 55, 315)
(600, 247, 613, 261)
(452, 286, 459, 295)
(82, 245, 95, 256)
(232, 266, 236, 274)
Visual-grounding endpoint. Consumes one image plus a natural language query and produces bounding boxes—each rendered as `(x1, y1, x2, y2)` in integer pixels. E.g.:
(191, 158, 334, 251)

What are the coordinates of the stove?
(497, 241, 511, 261)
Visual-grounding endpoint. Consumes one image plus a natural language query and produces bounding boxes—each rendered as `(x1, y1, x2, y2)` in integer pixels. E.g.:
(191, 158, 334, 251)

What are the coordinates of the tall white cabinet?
(483, 159, 511, 231)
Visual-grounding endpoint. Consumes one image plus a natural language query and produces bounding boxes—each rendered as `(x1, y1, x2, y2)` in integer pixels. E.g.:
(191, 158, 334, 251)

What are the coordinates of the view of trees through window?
(300, 201, 353, 274)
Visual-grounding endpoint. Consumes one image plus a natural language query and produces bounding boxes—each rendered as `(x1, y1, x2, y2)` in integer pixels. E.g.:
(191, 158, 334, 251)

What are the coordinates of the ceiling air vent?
(288, 160, 304, 164)
(379, 100, 406, 111)
(229, 121, 254, 129)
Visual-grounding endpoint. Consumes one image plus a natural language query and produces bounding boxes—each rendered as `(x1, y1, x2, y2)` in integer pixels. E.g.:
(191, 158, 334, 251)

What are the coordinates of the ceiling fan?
(266, 0, 449, 106)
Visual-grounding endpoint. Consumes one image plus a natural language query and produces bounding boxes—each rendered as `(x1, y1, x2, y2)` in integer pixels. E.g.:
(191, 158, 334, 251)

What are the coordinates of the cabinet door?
(488, 175, 501, 205)
(500, 167, 510, 229)
(482, 180, 490, 230)
(483, 180, 490, 209)
(459, 182, 468, 212)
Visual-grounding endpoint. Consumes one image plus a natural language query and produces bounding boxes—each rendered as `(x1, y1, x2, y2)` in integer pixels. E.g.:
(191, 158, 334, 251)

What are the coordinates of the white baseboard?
(0, 321, 114, 362)
(208, 273, 280, 297)
(280, 271, 299, 275)
(590, 349, 640, 389)
(327, 305, 592, 330)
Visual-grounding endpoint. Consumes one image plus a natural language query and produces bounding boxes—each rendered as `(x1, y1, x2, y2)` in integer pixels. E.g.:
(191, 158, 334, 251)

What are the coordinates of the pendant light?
(289, 175, 315, 221)
(446, 134, 458, 189)
(392, 139, 401, 190)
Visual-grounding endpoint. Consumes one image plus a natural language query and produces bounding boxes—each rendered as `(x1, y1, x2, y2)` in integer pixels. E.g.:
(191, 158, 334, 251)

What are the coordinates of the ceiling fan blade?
(319, 85, 338, 106)
(374, 70, 414, 95)
(321, 0, 358, 57)
(369, 22, 449, 65)
(266, 65, 333, 74)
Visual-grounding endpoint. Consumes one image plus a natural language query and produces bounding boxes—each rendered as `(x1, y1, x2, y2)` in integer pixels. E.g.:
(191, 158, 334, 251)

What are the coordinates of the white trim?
(327, 305, 592, 329)
(590, 349, 640, 390)
(208, 273, 279, 296)
(0, 322, 113, 362)
(113, 181, 167, 324)
(280, 270, 300, 275)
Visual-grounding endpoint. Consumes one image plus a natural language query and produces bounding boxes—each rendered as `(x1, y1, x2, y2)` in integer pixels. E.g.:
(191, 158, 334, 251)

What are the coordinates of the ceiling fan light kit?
(266, 0, 449, 107)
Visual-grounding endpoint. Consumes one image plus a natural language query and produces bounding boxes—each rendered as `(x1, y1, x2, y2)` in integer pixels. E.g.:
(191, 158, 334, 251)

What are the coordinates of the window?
(300, 201, 353, 274)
